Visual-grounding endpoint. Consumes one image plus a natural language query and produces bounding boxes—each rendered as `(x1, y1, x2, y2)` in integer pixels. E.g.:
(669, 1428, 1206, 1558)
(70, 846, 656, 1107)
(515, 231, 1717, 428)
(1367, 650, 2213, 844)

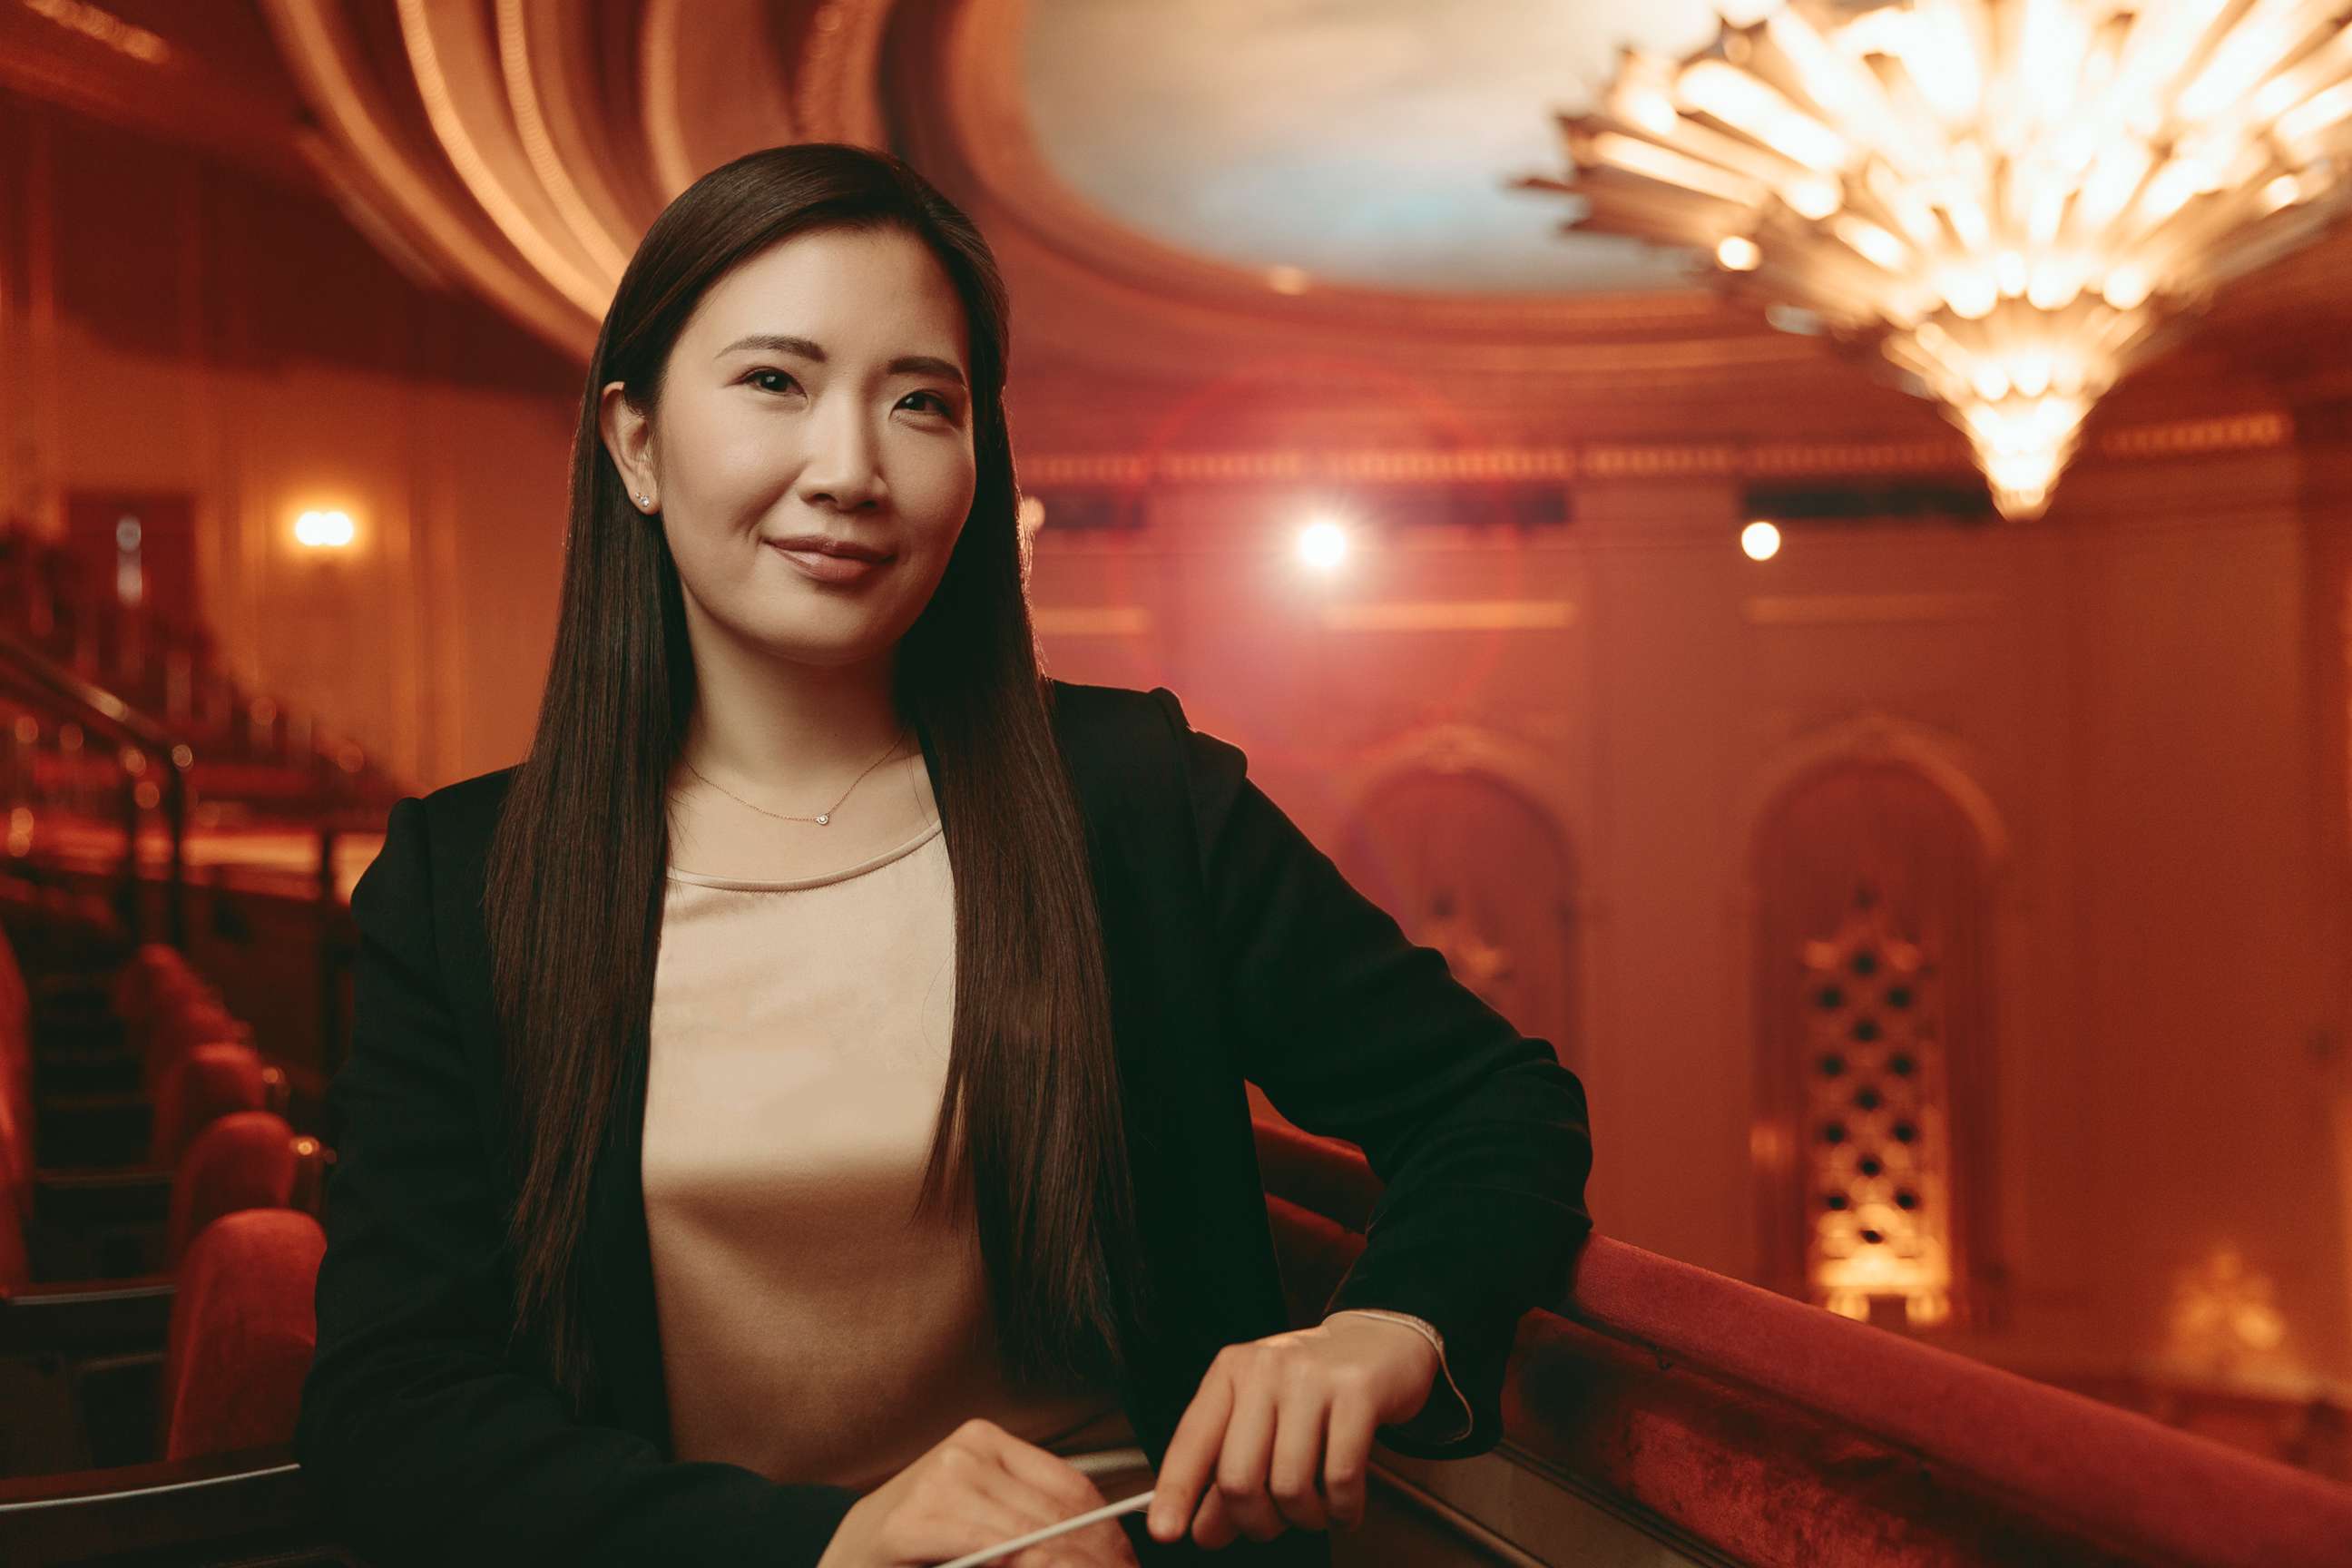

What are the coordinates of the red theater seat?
(0, 1112, 335, 1476)
(0, 1106, 27, 1299)
(0, 921, 53, 1295)
(108, 944, 194, 1044)
(142, 998, 249, 1105)
(33, 956, 306, 1279)
(103, 943, 245, 1107)
(0, 928, 29, 1289)
(0, 930, 32, 1201)
(0, 930, 26, 1032)
(0, 1210, 329, 1562)
(159, 1208, 324, 1463)
(148, 1043, 267, 1170)
(162, 1112, 322, 1267)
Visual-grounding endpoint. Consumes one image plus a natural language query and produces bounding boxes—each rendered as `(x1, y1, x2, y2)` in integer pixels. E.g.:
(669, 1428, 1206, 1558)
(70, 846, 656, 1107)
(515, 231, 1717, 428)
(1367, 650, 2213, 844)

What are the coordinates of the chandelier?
(1525, 1, 2352, 520)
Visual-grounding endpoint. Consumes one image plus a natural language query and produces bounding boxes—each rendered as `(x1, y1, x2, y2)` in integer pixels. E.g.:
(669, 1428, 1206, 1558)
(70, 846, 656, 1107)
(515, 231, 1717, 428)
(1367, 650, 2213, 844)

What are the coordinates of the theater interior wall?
(4, 89, 2347, 1405)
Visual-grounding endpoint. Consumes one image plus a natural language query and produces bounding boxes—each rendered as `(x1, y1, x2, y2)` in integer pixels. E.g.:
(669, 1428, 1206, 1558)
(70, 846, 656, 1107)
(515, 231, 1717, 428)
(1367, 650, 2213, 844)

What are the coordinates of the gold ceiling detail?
(1530, 1, 2352, 520)
(1016, 409, 2288, 489)
(256, 0, 892, 358)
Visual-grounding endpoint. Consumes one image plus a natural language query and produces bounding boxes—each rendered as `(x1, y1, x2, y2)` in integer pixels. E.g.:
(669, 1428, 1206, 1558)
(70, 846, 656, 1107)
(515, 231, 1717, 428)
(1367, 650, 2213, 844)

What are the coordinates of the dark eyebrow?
(714, 332, 966, 388)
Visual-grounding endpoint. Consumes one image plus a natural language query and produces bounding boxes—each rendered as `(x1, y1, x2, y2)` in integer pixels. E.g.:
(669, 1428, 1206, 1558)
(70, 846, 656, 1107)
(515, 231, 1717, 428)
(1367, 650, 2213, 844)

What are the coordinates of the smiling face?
(607, 224, 980, 671)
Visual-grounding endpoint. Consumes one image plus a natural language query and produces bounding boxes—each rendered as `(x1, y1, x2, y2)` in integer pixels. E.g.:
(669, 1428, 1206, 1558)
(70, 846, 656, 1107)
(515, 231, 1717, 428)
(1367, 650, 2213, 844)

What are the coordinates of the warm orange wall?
(1027, 457, 2350, 1398)
(0, 94, 575, 790)
(7, 92, 2345, 1405)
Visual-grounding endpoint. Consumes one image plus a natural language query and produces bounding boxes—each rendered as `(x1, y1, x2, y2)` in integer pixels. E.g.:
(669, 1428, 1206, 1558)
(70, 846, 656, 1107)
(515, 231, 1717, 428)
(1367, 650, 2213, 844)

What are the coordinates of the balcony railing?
(1255, 1114, 2352, 1568)
(0, 630, 191, 949)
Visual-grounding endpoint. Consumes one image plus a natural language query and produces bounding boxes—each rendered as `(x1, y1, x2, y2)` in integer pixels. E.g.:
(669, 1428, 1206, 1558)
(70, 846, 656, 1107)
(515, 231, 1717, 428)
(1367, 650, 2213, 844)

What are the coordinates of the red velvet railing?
(1253, 1113, 2352, 1568)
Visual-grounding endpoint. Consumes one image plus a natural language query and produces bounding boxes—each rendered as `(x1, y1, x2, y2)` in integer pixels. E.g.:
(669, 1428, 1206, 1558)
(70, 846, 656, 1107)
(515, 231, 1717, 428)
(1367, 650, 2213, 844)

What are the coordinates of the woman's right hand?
(814, 1417, 1143, 1568)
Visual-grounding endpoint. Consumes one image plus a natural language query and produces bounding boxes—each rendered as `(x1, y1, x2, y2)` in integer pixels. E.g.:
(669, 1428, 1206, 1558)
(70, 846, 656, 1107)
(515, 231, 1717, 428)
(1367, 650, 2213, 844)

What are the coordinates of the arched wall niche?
(1333, 724, 1588, 1080)
(1739, 713, 2014, 1334)
(1230, 719, 1591, 1136)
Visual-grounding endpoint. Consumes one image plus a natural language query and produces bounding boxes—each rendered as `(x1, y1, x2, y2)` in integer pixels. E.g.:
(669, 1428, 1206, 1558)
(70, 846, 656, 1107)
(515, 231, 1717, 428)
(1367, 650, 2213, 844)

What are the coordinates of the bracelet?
(1327, 1307, 1444, 1356)
(1322, 1309, 1473, 1440)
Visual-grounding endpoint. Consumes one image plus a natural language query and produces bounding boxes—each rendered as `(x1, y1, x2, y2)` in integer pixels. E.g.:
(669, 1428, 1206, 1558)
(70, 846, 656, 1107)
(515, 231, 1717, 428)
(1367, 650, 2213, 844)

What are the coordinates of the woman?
(293, 143, 1595, 1568)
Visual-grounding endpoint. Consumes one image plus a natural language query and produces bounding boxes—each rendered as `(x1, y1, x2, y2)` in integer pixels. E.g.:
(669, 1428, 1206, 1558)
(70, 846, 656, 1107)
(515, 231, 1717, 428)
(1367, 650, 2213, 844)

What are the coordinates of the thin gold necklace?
(680, 725, 914, 827)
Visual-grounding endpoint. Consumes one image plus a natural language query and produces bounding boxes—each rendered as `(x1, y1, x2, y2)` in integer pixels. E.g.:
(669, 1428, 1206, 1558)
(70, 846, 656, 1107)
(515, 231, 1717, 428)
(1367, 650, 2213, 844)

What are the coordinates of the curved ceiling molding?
(501, 0, 642, 282)
(796, 0, 896, 149)
(256, 0, 895, 360)
(260, 0, 592, 354)
(642, 0, 800, 203)
(397, 0, 612, 314)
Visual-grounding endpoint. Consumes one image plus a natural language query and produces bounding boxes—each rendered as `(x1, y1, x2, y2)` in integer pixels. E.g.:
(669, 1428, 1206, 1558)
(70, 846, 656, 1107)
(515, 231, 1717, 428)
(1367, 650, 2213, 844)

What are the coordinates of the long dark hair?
(483, 142, 1153, 1417)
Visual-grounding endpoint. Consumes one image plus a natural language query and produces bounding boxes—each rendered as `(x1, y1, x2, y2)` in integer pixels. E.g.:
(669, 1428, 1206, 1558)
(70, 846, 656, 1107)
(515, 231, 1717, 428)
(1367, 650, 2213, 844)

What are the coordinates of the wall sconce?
(293, 509, 356, 550)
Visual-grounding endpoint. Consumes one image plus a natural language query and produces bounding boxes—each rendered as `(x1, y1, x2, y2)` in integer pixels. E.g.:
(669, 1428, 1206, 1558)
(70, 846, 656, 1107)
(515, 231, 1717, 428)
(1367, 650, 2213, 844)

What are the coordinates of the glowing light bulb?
(1784, 176, 1842, 219)
(1297, 517, 1350, 572)
(294, 510, 356, 549)
(2102, 264, 2154, 309)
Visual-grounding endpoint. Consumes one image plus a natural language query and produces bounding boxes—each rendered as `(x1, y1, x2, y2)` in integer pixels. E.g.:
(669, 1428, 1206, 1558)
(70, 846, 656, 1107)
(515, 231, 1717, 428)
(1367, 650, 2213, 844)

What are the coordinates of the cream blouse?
(641, 812, 1466, 1501)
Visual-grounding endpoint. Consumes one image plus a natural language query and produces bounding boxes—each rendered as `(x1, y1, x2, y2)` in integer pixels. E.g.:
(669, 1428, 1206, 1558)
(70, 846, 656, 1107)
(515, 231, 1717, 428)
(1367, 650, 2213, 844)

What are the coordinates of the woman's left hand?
(1143, 1315, 1442, 1550)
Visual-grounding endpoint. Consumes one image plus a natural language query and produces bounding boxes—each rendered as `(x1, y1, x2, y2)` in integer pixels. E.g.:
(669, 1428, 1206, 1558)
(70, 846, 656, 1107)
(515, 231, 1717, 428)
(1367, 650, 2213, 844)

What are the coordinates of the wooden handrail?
(0, 629, 191, 949)
(1253, 1113, 2352, 1568)
(1557, 1233, 2352, 1568)
(0, 1443, 332, 1563)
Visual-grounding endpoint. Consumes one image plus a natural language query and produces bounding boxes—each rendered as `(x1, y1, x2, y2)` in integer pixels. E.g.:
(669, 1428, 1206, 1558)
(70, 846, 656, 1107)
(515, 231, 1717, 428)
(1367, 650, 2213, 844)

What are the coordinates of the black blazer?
(294, 679, 1594, 1567)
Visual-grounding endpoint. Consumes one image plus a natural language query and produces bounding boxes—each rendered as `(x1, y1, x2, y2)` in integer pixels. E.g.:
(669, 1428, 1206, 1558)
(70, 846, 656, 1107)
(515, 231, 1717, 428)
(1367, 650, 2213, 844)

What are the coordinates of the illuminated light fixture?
(20, 0, 173, 64)
(1525, 1, 2352, 521)
(1297, 515, 1351, 572)
(1742, 518, 1784, 560)
(294, 510, 357, 548)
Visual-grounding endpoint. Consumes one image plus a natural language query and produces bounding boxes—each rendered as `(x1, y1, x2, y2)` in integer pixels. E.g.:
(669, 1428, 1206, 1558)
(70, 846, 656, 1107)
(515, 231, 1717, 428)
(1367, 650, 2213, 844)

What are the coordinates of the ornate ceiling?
(237, 0, 1781, 352)
(1019, 0, 1753, 296)
(5, 0, 2347, 464)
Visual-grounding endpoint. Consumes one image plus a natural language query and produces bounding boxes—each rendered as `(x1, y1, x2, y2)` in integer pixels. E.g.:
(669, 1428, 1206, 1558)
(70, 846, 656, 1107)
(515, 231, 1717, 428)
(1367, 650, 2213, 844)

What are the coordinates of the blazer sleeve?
(295, 796, 863, 1567)
(1151, 688, 1596, 1462)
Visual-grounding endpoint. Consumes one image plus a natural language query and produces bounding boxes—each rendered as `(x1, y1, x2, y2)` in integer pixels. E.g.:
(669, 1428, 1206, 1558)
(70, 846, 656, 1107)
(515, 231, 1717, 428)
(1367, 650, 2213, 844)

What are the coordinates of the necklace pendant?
(815, 813, 829, 826)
